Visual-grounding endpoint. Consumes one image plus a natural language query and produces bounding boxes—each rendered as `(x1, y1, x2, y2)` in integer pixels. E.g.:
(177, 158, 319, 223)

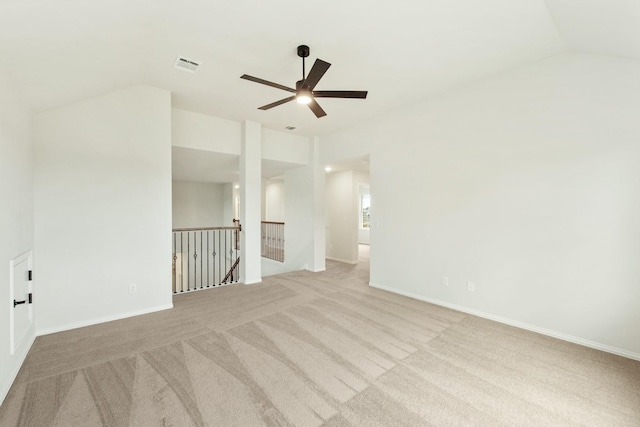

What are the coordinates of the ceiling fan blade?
(241, 74, 296, 93)
(307, 98, 327, 118)
(303, 59, 331, 90)
(258, 96, 296, 110)
(312, 90, 368, 99)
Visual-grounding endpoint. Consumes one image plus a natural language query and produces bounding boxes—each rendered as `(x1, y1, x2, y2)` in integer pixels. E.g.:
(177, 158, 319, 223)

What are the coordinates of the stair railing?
(172, 223, 241, 294)
(261, 221, 284, 262)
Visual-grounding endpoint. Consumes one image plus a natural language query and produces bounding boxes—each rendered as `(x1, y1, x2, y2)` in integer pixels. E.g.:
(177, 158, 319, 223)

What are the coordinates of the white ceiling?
(1, 1, 638, 137)
(545, 0, 640, 59)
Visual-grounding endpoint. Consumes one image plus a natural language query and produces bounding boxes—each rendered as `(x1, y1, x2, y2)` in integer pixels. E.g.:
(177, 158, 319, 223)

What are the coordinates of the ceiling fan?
(240, 45, 368, 118)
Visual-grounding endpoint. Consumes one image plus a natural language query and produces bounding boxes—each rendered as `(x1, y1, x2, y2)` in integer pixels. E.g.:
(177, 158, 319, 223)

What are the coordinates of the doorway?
(323, 155, 371, 282)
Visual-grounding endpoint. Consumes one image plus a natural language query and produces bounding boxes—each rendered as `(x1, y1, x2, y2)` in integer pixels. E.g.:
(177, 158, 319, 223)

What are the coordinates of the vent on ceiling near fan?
(174, 57, 200, 73)
(285, 126, 296, 130)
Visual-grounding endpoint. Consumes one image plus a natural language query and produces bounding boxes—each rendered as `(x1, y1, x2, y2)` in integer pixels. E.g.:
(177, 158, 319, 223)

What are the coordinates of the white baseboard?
(36, 303, 174, 337)
(1, 331, 36, 406)
(326, 256, 358, 265)
(369, 282, 640, 362)
(308, 267, 326, 273)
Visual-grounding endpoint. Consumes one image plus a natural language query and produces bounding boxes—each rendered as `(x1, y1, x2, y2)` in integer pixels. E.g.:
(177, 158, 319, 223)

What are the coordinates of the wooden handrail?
(221, 257, 240, 283)
(173, 226, 240, 232)
(261, 221, 285, 225)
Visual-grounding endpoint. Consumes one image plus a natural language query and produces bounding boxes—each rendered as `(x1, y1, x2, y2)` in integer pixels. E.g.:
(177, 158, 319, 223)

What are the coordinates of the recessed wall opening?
(171, 146, 242, 292)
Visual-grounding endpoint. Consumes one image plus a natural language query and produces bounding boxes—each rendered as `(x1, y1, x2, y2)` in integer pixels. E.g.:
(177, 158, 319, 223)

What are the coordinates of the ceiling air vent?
(174, 56, 200, 73)
(285, 126, 296, 130)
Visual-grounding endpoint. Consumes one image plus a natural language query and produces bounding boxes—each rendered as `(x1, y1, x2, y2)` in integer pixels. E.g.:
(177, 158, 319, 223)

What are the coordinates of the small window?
(360, 193, 370, 229)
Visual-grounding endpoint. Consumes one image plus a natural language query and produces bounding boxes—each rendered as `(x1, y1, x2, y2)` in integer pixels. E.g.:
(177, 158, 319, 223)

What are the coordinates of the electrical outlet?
(442, 276, 449, 287)
(467, 281, 475, 292)
(129, 283, 137, 294)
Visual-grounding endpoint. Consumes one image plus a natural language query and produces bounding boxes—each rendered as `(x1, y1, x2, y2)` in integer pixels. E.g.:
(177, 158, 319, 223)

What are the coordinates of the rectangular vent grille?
(174, 57, 200, 73)
(285, 126, 296, 130)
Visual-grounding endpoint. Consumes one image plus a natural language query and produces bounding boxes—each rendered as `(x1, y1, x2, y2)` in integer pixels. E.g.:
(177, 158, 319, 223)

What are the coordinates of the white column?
(240, 121, 262, 284)
(309, 137, 326, 272)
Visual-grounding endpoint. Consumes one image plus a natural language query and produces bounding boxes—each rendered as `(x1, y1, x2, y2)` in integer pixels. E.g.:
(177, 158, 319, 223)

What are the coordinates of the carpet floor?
(1, 247, 639, 426)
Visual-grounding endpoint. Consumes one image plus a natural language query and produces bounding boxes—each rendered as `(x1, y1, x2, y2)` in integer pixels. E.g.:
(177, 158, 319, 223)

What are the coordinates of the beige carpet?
(1, 249, 639, 426)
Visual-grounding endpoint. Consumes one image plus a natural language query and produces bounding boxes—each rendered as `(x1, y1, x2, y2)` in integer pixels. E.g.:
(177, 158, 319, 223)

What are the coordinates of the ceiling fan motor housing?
(297, 45, 310, 58)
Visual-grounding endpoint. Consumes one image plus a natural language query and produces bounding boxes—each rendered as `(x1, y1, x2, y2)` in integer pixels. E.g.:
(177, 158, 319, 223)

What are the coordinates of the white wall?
(0, 78, 34, 404)
(277, 163, 321, 273)
(34, 85, 173, 334)
(321, 53, 640, 359)
(172, 181, 225, 228)
(325, 171, 358, 264)
(262, 128, 310, 164)
(265, 180, 285, 222)
(172, 108, 241, 154)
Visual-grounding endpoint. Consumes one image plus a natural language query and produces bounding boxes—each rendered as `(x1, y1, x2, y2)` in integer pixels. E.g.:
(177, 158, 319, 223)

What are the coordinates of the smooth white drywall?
(262, 128, 309, 165)
(358, 227, 370, 245)
(265, 181, 285, 222)
(281, 164, 320, 271)
(172, 108, 241, 154)
(34, 86, 173, 334)
(172, 181, 225, 228)
(325, 170, 358, 264)
(0, 78, 34, 404)
(309, 138, 326, 272)
(321, 52, 640, 357)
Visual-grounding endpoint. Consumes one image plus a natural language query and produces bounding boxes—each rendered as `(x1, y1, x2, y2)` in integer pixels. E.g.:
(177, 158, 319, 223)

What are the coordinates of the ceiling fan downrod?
(297, 45, 310, 82)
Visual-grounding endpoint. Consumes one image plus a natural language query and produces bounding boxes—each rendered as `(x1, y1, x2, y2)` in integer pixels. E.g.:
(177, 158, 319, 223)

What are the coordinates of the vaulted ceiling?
(1, 0, 638, 136)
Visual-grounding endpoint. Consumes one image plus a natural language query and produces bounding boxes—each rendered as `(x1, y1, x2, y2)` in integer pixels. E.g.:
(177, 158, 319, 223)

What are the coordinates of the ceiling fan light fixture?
(296, 90, 312, 105)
